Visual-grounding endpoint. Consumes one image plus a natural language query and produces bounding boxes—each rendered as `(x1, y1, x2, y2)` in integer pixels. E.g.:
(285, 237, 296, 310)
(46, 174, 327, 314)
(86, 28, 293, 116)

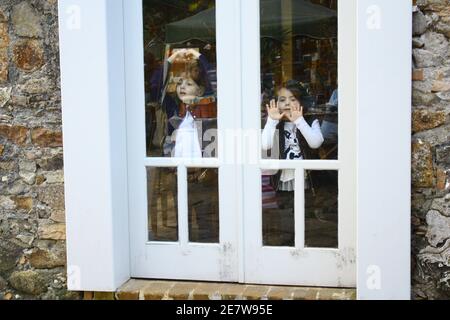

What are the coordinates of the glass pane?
(147, 167, 178, 242)
(262, 175, 295, 247)
(260, 0, 338, 161)
(143, 0, 218, 158)
(305, 170, 338, 248)
(188, 168, 219, 243)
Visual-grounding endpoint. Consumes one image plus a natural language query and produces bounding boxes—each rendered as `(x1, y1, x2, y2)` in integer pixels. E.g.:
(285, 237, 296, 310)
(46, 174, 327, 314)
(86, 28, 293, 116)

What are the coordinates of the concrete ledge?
(84, 280, 356, 300)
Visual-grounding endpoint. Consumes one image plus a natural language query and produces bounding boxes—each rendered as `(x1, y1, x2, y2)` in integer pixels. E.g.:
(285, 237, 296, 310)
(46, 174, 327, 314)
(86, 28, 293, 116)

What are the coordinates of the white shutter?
(58, 0, 130, 291)
(356, 0, 412, 300)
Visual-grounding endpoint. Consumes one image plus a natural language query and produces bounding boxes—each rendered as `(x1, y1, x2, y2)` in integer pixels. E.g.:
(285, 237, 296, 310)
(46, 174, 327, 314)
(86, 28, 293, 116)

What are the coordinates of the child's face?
(277, 88, 300, 113)
(176, 77, 203, 100)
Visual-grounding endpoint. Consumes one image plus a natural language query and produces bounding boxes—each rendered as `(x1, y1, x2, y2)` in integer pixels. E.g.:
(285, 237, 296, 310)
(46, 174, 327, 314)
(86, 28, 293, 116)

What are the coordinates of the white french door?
(241, 0, 356, 287)
(125, 0, 241, 282)
(125, 0, 356, 287)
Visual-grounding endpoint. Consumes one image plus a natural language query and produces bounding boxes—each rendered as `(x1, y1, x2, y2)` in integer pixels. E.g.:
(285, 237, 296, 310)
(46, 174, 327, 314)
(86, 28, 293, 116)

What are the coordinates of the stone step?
(85, 279, 356, 301)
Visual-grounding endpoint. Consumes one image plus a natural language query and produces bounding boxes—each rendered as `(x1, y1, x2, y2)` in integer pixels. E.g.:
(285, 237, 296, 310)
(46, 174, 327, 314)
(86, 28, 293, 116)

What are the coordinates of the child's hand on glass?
(168, 49, 187, 63)
(266, 99, 287, 121)
(287, 101, 303, 123)
(168, 49, 201, 64)
(185, 49, 201, 60)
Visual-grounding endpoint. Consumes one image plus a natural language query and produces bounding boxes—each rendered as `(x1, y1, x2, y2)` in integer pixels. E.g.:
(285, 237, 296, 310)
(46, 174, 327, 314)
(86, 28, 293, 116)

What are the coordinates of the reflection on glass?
(305, 170, 338, 248)
(188, 168, 219, 243)
(260, 0, 338, 163)
(262, 175, 295, 247)
(147, 167, 178, 242)
(143, 0, 218, 158)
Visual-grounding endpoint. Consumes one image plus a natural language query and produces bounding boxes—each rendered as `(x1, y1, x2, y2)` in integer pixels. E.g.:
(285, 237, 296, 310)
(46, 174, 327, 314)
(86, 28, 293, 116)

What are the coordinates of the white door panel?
(125, 0, 241, 282)
(241, 0, 356, 287)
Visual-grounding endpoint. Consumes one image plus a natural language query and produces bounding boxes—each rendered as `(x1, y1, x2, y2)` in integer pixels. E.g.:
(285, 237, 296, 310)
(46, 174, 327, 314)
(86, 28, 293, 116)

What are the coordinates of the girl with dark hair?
(262, 81, 324, 191)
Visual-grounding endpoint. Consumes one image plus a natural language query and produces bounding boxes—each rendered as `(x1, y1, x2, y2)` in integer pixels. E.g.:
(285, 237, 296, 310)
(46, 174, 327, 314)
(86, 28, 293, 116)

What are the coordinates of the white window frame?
(124, 0, 241, 282)
(58, 0, 411, 299)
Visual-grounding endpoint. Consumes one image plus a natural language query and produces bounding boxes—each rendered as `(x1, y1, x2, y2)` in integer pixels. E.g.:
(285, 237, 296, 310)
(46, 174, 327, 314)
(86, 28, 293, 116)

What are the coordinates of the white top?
(261, 117, 324, 191)
(174, 112, 202, 158)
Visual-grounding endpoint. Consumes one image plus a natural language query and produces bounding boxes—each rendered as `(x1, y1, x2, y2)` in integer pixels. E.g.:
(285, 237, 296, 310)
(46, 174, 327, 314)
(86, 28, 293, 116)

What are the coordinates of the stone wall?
(0, 0, 79, 300)
(0, 0, 449, 300)
(412, 0, 450, 300)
